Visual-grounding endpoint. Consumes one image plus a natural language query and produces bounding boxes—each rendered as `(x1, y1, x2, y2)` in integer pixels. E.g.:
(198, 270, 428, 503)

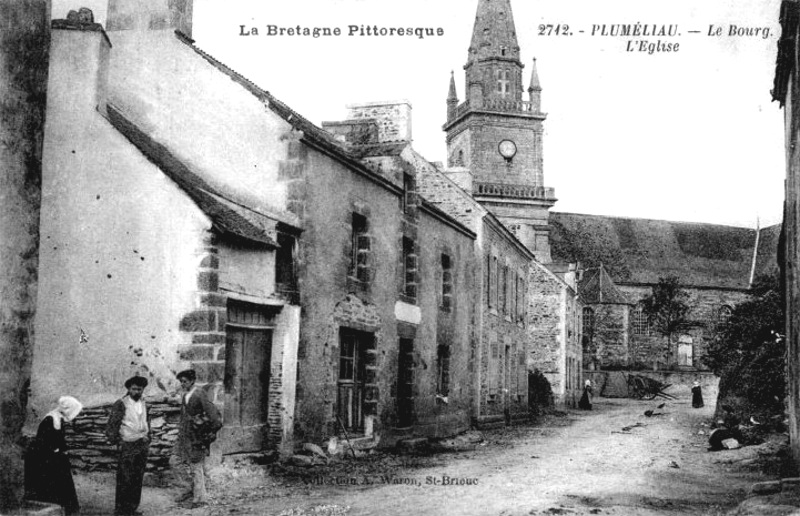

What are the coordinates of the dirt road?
(75, 397, 786, 516)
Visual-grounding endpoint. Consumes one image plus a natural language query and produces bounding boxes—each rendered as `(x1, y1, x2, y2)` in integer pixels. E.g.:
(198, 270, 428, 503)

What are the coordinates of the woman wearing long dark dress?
(691, 381, 704, 408)
(25, 396, 83, 515)
(578, 379, 593, 410)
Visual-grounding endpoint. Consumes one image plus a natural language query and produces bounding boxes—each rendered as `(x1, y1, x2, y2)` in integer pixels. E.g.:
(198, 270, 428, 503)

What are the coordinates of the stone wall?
(528, 264, 569, 401)
(621, 285, 750, 370)
(64, 400, 181, 472)
(476, 219, 531, 426)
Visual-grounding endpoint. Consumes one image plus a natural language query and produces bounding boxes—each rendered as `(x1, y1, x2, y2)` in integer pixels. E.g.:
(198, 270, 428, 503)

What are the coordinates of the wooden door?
(222, 324, 272, 454)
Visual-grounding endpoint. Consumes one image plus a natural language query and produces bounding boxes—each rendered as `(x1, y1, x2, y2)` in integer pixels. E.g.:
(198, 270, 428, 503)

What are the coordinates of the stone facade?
(528, 264, 582, 405)
(477, 217, 533, 426)
(290, 102, 477, 446)
(582, 282, 750, 371)
(622, 285, 749, 371)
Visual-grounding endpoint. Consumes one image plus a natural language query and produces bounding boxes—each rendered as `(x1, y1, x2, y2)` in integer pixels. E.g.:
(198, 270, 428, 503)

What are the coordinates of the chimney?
(106, 0, 193, 39)
(345, 101, 412, 143)
(50, 8, 111, 114)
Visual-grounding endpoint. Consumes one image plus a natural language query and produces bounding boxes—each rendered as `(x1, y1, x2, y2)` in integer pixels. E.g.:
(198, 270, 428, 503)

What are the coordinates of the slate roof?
(550, 212, 763, 289)
(579, 265, 630, 305)
(107, 104, 280, 247)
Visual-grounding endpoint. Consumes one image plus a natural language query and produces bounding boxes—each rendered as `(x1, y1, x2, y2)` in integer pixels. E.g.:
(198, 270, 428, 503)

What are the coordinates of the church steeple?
(465, 0, 525, 105)
(443, 0, 556, 263)
(468, 0, 522, 65)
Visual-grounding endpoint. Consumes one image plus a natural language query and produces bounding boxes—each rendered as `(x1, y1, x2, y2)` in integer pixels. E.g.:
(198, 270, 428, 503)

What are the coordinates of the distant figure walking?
(579, 379, 593, 410)
(25, 396, 83, 515)
(691, 380, 704, 408)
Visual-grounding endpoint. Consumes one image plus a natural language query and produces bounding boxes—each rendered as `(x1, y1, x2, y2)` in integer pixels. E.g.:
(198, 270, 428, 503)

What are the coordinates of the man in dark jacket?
(106, 376, 150, 516)
(174, 369, 222, 508)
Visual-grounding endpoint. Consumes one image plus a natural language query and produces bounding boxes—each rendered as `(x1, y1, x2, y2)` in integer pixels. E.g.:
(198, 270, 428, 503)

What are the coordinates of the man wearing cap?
(174, 369, 222, 508)
(106, 376, 150, 516)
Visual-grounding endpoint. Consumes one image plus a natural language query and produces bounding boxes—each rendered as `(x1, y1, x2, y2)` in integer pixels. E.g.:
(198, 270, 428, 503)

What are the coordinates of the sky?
(52, 0, 787, 229)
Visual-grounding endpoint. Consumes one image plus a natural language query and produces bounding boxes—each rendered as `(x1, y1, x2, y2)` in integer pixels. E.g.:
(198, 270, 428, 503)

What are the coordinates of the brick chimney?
(106, 0, 193, 39)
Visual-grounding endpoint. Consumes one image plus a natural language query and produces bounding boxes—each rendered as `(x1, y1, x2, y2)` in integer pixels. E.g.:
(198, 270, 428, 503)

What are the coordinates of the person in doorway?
(24, 395, 83, 515)
(691, 380, 704, 408)
(106, 376, 151, 516)
(173, 369, 222, 508)
(578, 379, 593, 410)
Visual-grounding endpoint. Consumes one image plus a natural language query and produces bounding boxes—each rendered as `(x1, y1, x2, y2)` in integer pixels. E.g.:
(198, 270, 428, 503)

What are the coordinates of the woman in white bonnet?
(24, 396, 83, 515)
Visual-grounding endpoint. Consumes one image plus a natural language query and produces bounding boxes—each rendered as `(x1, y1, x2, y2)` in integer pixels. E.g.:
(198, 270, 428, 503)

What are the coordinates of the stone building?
(550, 213, 779, 372)
(32, 4, 303, 457)
(29, 0, 480, 463)
(773, 0, 800, 470)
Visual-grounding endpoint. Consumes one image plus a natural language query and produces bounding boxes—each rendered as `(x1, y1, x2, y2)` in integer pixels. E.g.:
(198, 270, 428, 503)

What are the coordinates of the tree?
(640, 276, 690, 369)
(703, 274, 785, 416)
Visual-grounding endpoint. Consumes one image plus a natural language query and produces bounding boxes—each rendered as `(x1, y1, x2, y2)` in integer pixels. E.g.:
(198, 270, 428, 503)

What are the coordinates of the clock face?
(498, 140, 517, 159)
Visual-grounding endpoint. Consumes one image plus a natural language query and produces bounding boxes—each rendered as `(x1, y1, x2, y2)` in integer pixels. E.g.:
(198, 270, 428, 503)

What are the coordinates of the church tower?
(444, 0, 555, 262)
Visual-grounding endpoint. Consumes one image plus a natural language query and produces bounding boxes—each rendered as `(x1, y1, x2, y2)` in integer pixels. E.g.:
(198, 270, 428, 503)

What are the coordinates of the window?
(441, 254, 453, 312)
(716, 305, 733, 331)
(402, 173, 413, 213)
(485, 254, 492, 307)
(338, 329, 372, 433)
(402, 236, 416, 300)
(632, 305, 650, 336)
(350, 213, 369, 282)
(496, 69, 510, 96)
(275, 231, 298, 303)
(516, 276, 526, 322)
(502, 265, 509, 314)
(490, 255, 498, 309)
(436, 344, 451, 397)
(582, 307, 595, 344)
(509, 271, 517, 320)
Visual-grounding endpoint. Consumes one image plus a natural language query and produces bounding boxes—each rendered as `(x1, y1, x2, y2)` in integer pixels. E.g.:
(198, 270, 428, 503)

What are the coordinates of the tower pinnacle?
(447, 71, 459, 121)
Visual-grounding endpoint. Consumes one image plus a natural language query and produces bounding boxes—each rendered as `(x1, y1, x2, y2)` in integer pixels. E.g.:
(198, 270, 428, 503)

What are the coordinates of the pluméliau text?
(239, 25, 444, 39)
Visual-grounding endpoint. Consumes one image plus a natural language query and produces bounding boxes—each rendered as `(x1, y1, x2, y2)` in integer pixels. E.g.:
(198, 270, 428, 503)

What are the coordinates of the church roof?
(550, 212, 770, 290)
(468, 0, 521, 64)
(579, 265, 630, 305)
(107, 104, 282, 247)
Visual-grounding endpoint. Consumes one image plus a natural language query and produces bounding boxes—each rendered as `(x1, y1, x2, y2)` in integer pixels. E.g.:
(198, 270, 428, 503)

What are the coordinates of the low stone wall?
(64, 400, 181, 472)
(585, 370, 719, 402)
